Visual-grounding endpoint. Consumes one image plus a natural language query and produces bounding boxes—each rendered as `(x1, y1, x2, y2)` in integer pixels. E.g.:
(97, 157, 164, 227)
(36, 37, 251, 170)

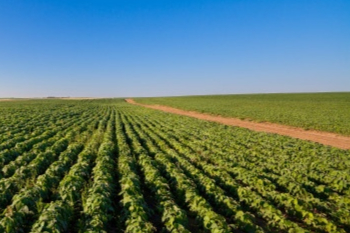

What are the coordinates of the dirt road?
(125, 99, 350, 150)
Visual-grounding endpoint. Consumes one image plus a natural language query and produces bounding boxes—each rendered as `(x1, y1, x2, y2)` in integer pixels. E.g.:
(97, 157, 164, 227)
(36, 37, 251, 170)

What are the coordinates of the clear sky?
(0, 0, 349, 97)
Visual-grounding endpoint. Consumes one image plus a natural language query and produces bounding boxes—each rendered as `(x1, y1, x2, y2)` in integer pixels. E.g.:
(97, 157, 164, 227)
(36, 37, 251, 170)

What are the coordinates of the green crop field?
(0, 99, 349, 233)
(136, 92, 350, 135)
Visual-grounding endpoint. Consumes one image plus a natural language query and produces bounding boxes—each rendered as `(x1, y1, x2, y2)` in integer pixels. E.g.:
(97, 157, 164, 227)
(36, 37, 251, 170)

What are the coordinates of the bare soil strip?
(125, 99, 350, 150)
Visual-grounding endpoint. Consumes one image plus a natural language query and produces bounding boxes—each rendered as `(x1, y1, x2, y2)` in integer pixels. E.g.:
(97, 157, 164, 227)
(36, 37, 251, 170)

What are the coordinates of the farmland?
(136, 92, 350, 136)
(0, 99, 350, 233)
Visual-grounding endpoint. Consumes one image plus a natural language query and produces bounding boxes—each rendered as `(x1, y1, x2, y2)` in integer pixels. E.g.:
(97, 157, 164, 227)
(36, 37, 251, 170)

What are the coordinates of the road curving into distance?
(126, 98, 350, 150)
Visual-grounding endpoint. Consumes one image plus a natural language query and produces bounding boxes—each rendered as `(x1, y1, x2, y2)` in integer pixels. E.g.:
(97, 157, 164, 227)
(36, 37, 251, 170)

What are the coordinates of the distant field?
(1, 99, 350, 232)
(136, 92, 350, 135)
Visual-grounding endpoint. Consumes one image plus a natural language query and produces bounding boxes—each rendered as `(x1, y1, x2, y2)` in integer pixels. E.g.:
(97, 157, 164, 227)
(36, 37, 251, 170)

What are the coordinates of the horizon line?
(1, 91, 349, 99)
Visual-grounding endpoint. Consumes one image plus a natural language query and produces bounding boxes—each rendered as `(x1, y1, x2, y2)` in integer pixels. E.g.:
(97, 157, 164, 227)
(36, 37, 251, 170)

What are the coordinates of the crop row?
(0, 100, 349, 233)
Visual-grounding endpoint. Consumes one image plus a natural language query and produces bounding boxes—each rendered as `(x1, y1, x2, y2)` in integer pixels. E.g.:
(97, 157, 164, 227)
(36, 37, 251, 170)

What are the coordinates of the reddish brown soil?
(125, 99, 350, 150)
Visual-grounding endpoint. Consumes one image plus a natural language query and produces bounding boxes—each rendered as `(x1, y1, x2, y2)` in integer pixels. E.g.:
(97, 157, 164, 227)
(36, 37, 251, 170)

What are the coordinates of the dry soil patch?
(126, 99, 350, 150)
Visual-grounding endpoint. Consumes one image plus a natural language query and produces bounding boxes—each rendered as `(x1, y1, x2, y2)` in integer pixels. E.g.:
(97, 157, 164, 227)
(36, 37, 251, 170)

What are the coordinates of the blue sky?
(0, 0, 349, 97)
